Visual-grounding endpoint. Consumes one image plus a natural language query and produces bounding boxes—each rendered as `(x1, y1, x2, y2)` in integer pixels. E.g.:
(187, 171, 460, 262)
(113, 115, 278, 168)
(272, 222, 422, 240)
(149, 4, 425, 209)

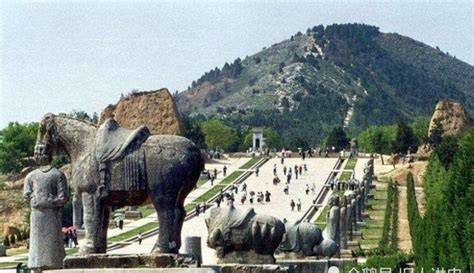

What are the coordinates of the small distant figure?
(303, 164, 307, 172)
(302, 151, 306, 160)
(286, 173, 291, 184)
(273, 176, 280, 185)
(207, 171, 211, 181)
(290, 199, 296, 211)
(242, 182, 247, 192)
(210, 174, 215, 186)
(281, 156, 285, 165)
(265, 191, 271, 202)
(305, 184, 310, 195)
(283, 166, 287, 175)
(195, 203, 201, 216)
(255, 167, 260, 177)
(138, 233, 143, 245)
(296, 199, 302, 212)
(214, 168, 218, 179)
(223, 165, 227, 176)
(284, 184, 289, 195)
(201, 201, 207, 214)
(215, 196, 222, 207)
(299, 165, 303, 175)
(311, 183, 316, 194)
(240, 191, 247, 204)
(273, 164, 277, 176)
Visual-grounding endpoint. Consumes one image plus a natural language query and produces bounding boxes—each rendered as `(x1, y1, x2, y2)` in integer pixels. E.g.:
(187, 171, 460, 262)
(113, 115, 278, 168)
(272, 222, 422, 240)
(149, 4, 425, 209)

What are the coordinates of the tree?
(263, 128, 282, 150)
(411, 116, 430, 145)
(391, 120, 418, 154)
(325, 127, 349, 151)
(0, 122, 39, 173)
(201, 119, 238, 151)
(433, 135, 458, 169)
(181, 115, 206, 149)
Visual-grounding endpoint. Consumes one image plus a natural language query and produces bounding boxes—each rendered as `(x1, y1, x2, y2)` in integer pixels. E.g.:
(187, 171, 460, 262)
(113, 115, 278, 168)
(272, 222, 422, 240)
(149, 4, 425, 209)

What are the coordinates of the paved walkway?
(110, 157, 339, 264)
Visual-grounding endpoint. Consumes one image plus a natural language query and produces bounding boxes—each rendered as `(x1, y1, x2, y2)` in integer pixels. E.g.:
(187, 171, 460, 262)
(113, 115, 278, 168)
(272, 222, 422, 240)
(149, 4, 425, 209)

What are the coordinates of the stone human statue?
(339, 197, 347, 250)
(24, 158, 68, 271)
(326, 194, 340, 243)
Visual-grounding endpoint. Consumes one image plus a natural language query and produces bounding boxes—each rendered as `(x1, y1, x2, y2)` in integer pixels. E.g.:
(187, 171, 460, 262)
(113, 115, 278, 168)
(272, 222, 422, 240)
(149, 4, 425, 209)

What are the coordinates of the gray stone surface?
(48, 269, 216, 273)
(182, 236, 202, 265)
(24, 166, 68, 270)
(0, 245, 5, 257)
(205, 205, 285, 264)
(277, 259, 328, 273)
(216, 264, 287, 273)
(63, 254, 198, 269)
(278, 220, 322, 257)
(35, 113, 204, 255)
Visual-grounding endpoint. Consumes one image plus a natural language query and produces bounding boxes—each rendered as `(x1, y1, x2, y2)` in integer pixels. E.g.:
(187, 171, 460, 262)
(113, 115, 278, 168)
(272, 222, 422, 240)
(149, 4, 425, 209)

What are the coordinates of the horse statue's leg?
(72, 190, 83, 229)
(80, 192, 110, 254)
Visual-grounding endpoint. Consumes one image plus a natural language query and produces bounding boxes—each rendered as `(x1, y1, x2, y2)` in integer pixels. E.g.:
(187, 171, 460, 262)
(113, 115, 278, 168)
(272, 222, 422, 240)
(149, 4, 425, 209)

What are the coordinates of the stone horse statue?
(34, 113, 204, 255)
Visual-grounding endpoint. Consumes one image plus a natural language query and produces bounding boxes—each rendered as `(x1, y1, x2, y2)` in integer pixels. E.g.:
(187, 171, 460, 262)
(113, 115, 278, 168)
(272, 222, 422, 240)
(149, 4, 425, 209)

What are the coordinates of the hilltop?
(176, 23, 474, 147)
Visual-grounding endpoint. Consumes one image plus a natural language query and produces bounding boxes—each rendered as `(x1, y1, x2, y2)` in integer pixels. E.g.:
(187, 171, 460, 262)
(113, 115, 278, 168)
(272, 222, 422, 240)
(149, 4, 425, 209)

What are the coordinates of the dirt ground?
(373, 155, 427, 253)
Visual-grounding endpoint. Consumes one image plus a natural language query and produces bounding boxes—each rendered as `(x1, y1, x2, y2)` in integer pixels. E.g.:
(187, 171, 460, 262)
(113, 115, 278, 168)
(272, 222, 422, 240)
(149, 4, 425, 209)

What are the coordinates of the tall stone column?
(182, 236, 202, 266)
(339, 197, 347, 250)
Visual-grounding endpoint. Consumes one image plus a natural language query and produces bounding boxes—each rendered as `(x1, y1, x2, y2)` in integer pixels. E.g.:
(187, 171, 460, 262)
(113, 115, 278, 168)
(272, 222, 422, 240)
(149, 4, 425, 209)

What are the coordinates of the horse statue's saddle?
(93, 119, 151, 201)
(95, 119, 150, 163)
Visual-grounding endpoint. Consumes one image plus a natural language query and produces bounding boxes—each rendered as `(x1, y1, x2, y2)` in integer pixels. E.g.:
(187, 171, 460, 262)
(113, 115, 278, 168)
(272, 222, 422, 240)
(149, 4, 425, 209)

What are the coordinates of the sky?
(1, 1, 473, 128)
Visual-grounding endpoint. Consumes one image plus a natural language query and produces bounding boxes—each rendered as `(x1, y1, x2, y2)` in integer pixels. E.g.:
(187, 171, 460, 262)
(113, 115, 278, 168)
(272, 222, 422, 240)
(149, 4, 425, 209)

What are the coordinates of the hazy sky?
(1, 1, 473, 128)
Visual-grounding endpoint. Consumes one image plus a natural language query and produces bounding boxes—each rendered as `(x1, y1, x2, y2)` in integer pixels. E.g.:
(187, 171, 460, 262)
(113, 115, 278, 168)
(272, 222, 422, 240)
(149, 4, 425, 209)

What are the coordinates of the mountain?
(176, 23, 474, 148)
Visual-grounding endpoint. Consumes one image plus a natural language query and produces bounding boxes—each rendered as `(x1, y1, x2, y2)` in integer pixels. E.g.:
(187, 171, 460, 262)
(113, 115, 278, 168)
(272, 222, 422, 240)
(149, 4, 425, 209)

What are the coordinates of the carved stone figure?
(339, 198, 347, 250)
(205, 205, 285, 264)
(325, 194, 340, 243)
(278, 220, 323, 257)
(35, 114, 204, 254)
(24, 165, 68, 270)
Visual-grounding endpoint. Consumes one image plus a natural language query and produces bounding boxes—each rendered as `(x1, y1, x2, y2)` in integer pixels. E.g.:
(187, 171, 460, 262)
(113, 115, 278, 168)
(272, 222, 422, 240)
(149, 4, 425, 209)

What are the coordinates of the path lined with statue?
(110, 157, 339, 264)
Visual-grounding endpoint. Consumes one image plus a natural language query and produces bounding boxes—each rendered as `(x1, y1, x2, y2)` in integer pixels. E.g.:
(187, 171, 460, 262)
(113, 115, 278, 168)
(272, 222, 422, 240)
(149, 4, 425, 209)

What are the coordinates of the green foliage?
(407, 129, 474, 272)
(181, 114, 206, 149)
(325, 127, 349, 151)
(410, 116, 430, 145)
(357, 125, 396, 154)
(378, 181, 395, 254)
(390, 183, 399, 253)
(432, 135, 459, 169)
(243, 128, 282, 150)
(0, 122, 38, 173)
(352, 253, 412, 272)
(391, 120, 418, 154)
(201, 119, 238, 151)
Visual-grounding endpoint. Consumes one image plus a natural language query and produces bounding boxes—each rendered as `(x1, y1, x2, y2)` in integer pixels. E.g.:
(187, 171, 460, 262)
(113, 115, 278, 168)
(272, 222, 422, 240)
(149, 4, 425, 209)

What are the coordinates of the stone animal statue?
(34, 113, 204, 255)
(205, 205, 285, 264)
(278, 219, 323, 257)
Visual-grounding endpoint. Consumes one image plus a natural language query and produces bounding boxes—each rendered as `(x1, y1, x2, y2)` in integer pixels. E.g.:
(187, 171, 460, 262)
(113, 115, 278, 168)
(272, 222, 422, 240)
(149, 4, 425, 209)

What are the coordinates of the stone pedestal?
(217, 250, 275, 264)
(63, 254, 198, 269)
(216, 264, 286, 273)
(0, 245, 6, 256)
(48, 269, 215, 273)
(277, 259, 328, 273)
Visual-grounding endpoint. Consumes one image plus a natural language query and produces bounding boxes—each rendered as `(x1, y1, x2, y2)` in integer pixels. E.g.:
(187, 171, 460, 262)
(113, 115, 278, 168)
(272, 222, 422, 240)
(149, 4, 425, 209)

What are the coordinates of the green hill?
(176, 23, 474, 148)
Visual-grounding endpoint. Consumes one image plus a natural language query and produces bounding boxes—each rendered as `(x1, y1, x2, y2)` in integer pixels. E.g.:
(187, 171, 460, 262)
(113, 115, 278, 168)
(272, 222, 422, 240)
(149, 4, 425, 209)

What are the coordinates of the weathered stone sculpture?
(339, 198, 347, 250)
(35, 114, 204, 255)
(206, 205, 285, 264)
(325, 194, 340, 243)
(278, 219, 323, 257)
(24, 165, 68, 270)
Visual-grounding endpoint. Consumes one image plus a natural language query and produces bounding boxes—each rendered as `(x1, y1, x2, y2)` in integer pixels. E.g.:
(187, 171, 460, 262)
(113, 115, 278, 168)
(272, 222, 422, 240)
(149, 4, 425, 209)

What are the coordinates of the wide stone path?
(111, 157, 338, 265)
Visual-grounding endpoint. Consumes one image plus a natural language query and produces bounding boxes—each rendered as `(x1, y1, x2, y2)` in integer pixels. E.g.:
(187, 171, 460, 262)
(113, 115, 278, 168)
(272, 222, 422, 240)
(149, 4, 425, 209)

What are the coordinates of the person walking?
(223, 165, 227, 176)
(216, 196, 221, 207)
(265, 191, 271, 202)
(138, 233, 143, 245)
(195, 203, 201, 216)
(283, 166, 287, 175)
(242, 182, 247, 192)
(281, 155, 284, 165)
(311, 183, 316, 195)
(295, 170, 298, 180)
(255, 167, 260, 177)
(299, 165, 303, 175)
(305, 184, 310, 195)
(290, 199, 296, 211)
(214, 168, 218, 179)
(201, 201, 207, 214)
(284, 184, 289, 195)
(296, 199, 302, 212)
(287, 173, 291, 184)
(210, 174, 215, 186)
(273, 164, 277, 176)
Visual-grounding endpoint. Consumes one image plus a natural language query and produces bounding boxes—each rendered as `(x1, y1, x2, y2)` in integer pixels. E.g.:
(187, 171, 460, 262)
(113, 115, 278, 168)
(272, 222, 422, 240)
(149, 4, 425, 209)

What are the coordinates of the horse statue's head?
(34, 113, 58, 165)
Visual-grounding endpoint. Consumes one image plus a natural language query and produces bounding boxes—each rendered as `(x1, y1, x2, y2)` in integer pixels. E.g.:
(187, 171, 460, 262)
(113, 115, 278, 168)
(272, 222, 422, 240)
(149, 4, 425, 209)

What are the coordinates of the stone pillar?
(182, 236, 202, 265)
(0, 245, 6, 257)
(73, 194, 84, 229)
(356, 194, 362, 222)
(351, 197, 357, 232)
(326, 196, 340, 243)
